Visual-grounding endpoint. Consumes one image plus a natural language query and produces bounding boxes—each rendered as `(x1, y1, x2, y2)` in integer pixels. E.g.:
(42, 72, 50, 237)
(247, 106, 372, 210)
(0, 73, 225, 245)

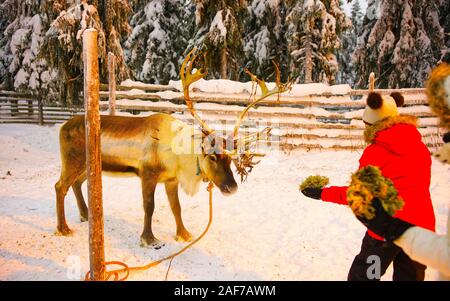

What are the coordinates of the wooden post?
(108, 52, 116, 116)
(37, 97, 44, 125)
(27, 99, 33, 116)
(369, 72, 375, 92)
(220, 47, 228, 79)
(83, 28, 106, 281)
(304, 34, 313, 84)
(10, 99, 18, 116)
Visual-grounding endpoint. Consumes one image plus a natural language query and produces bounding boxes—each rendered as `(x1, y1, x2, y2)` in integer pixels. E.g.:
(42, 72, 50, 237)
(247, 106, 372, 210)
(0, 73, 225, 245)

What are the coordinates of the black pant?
(348, 233, 426, 281)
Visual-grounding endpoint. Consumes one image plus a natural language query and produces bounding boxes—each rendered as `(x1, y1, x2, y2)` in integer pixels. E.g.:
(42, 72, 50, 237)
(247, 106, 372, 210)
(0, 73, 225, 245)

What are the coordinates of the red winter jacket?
(321, 117, 436, 241)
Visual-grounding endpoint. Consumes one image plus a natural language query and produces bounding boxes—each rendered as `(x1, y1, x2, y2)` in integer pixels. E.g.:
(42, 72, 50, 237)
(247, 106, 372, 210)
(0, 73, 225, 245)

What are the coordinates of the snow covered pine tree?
(336, 0, 363, 86)
(41, 0, 131, 106)
(124, 0, 195, 84)
(243, 0, 288, 81)
(286, 0, 351, 84)
(191, 0, 246, 80)
(0, 0, 57, 100)
(353, 0, 446, 88)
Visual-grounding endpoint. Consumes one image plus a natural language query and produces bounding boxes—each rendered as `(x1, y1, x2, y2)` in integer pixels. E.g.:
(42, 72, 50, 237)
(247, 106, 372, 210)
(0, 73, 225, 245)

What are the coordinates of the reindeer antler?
(232, 61, 292, 138)
(180, 50, 290, 182)
(229, 61, 293, 181)
(180, 48, 214, 136)
(230, 127, 272, 182)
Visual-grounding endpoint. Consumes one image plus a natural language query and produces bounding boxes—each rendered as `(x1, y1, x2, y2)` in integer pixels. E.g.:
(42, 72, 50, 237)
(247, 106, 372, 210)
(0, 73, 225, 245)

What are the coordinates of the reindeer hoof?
(175, 230, 193, 242)
(55, 225, 73, 236)
(140, 237, 165, 249)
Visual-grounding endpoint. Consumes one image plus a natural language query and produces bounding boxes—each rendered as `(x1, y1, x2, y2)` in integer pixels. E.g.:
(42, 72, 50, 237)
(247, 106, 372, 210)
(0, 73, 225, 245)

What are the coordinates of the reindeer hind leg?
(72, 172, 88, 222)
(55, 166, 85, 236)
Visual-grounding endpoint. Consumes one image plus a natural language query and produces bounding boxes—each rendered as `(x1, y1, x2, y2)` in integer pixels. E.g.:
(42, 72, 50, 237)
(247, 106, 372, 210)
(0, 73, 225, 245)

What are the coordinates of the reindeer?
(54, 49, 291, 248)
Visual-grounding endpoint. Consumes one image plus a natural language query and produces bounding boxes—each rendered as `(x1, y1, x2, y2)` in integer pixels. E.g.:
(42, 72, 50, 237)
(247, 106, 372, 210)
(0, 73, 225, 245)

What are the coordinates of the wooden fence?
(0, 91, 83, 124)
(0, 84, 444, 151)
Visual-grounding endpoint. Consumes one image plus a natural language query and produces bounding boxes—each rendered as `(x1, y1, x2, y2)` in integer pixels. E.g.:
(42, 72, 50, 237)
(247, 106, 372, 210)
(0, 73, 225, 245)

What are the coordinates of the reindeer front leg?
(140, 176, 164, 249)
(164, 180, 193, 242)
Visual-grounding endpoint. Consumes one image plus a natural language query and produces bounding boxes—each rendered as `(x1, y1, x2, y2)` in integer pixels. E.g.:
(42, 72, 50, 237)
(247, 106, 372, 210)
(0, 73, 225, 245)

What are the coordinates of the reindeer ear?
(390, 92, 404, 107)
(367, 92, 383, 109)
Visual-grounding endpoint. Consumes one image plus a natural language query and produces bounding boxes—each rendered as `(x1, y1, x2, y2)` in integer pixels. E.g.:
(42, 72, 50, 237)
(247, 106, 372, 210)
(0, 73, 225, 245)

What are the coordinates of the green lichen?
(299, 175, 330, 191)
(347, 165, 404, 220)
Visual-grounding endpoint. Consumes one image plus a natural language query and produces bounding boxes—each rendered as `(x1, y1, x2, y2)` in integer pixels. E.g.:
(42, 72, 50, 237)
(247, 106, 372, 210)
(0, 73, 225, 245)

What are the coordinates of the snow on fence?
(0, 84, 444, 151)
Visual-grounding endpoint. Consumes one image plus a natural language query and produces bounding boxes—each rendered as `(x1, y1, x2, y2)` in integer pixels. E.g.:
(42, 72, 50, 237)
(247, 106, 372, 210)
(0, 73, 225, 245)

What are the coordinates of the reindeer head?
(180, 48, 292, 194)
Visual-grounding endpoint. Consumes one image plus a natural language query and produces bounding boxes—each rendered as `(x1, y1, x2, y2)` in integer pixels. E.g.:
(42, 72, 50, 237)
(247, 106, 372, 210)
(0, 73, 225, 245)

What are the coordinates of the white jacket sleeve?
(395, 226, 450, 278)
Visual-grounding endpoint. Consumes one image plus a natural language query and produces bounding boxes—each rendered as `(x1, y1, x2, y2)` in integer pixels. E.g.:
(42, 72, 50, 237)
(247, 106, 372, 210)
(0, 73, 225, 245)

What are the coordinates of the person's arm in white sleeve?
(395, 226, 450, 277)
(354, 198, 450, 277)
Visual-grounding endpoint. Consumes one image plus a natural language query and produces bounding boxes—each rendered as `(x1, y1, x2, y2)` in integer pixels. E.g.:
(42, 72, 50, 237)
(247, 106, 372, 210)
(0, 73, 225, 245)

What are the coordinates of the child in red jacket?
(301, 92, 436, 281)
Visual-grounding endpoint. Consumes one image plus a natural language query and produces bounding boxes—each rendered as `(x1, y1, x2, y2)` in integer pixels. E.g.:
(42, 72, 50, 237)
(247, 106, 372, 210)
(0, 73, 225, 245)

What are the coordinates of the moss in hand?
(299, 175, 330, 191)
(347, 165, 404, 220)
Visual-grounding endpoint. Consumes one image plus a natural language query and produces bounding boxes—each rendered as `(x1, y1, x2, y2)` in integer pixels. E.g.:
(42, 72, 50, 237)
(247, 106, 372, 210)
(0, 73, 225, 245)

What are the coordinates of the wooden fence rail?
(0, 86, 444, 151)
(0, 97, 83, 124)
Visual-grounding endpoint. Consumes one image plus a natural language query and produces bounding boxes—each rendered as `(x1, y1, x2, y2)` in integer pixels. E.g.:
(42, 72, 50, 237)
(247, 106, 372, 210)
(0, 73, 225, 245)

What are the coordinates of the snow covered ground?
(0, 123, 448, 281)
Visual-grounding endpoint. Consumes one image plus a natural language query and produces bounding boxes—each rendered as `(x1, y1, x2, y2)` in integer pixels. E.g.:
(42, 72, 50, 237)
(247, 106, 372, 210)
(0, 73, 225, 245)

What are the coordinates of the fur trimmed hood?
(426, 63, 450, 130)
(363, 115, 418, 144)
